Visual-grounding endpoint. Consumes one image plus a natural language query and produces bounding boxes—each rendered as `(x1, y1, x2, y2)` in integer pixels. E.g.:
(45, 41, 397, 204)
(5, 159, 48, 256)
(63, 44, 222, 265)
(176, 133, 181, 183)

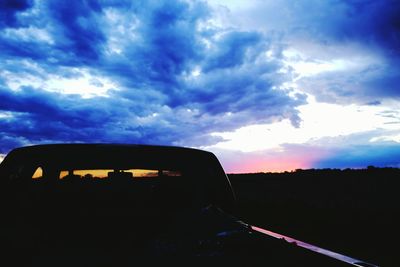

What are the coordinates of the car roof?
(3, 143, 217, 170)
(11, 143, 211, 156)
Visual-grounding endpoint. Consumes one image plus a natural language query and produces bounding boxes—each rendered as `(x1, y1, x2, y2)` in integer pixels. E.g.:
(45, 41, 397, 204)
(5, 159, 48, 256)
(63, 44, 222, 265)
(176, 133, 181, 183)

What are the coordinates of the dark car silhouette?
(0, 144, 378, 267)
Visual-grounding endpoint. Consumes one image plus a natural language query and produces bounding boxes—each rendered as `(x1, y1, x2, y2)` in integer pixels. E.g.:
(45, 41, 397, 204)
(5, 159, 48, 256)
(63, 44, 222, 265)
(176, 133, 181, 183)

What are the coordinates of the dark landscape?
(228, 167, 399, 267)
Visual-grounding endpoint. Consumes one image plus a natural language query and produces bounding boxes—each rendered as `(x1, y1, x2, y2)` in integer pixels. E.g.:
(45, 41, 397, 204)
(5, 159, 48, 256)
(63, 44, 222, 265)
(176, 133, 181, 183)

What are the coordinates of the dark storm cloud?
(0, 0, 33, 28)
(311, 0, 400, 57)
(249, 0, 399, 57)
(46, 0, 105, 62)
(292, 0, 400, 101)
(0, 0, 305, 153)
(0, 86, 121, 139)
(98, 0, 210, 98)
(0, 0, 105, 65)
(237, 0, 399, 102)
(203, 31, 263, 71)
(0, 85, 182, 148)
(0, 85, 222, 152)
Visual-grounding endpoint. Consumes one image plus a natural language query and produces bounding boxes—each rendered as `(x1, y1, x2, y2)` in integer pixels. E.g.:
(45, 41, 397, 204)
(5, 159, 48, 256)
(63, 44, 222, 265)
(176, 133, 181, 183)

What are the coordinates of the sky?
(0, 0, 399, 173)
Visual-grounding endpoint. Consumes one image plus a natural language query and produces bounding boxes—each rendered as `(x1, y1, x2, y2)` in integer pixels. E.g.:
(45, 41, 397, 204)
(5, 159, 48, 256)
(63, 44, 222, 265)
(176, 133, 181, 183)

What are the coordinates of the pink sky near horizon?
(217, 147, 333, 173)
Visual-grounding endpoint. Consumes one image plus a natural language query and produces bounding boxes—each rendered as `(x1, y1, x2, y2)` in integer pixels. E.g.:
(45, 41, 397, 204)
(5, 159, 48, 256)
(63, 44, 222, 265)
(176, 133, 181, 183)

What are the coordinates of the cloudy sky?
(0, 0, 399, 172)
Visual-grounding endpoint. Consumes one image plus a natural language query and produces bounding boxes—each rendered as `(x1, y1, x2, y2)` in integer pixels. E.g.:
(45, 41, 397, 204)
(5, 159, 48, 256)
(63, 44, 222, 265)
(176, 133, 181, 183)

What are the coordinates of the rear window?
(57, 169, 182, 180)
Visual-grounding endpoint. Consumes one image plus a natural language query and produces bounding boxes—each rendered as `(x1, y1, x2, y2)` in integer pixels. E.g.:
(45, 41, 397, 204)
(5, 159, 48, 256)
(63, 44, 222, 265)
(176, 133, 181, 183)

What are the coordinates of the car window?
(32, 167, 43, 179)
(57, 169, 182, 180)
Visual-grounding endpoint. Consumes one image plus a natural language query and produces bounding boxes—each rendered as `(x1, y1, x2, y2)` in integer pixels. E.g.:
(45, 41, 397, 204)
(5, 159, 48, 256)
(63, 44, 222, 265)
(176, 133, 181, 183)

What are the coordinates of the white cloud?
(208, 95, 399, 152)
(3, 26, 54, 44)
(46, 69, 117, 98)
(282, 44, 384, 80)
(370, 134, 400, 143)
(209, 0, 254, 9)
(0, 111, 13, 119)
(2, 64, 117, 98)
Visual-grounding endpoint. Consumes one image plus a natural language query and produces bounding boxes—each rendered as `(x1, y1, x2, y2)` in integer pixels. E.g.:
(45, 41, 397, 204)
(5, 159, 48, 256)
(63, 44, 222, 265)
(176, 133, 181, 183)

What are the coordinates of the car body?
(0, 144, 378, 266)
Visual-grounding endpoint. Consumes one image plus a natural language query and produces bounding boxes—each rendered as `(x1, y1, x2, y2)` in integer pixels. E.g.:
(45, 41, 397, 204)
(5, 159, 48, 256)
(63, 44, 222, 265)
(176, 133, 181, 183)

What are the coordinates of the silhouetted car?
(0, 144, 378, 267)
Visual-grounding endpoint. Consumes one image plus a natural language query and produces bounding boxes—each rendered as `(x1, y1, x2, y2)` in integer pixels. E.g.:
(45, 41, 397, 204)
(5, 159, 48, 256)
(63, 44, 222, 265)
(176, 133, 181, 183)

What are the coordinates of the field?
(228, 168, 399, 267)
